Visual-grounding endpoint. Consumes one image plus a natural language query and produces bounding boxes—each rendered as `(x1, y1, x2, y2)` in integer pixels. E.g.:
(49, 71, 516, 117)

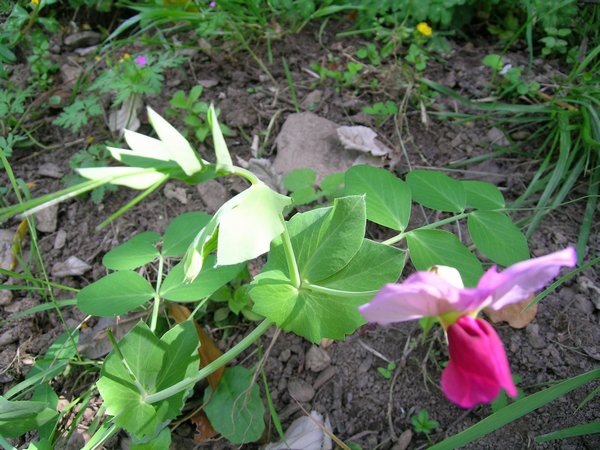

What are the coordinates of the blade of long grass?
(5, 360, 69, 400)
(429, 368, 600, 450)
(576, 166, 599, 264)
(81, 420, 117, 450)
(535, 421, 600, 443)
(282, 57, 299, 113)
(0, 299, 77, 326)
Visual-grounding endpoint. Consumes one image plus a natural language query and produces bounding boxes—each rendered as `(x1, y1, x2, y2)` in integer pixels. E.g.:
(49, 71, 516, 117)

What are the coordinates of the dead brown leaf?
(484, 295, 538, 329)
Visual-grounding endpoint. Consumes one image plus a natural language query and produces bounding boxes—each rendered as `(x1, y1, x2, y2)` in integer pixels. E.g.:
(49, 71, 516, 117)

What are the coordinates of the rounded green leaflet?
(406, 229, 483, 287)
(203, 366, 265, 444)
(77, 271, 155, 316)
(467, 210, 529, 266)
(406, 170, 466, 213)
(162, 211, 211, 257)
(345, 165, 411, 231)
(462, 180, 505, 210)
(102, 231, 161, 270)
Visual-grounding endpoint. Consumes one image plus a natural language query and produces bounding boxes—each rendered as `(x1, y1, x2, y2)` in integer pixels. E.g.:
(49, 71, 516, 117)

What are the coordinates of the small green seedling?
(377, 361, 397, 380)
(411, 409, 439, 435)
(283, 168, 345, 206)
(362, 101, 398, 126)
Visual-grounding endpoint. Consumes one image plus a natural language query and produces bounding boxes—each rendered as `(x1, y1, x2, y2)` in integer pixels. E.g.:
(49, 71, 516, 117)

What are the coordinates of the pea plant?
(1, 106, 535, 448)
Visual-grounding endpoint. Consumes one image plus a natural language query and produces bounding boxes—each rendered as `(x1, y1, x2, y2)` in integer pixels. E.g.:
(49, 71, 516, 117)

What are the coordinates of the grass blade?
(535, 421, 600, 443)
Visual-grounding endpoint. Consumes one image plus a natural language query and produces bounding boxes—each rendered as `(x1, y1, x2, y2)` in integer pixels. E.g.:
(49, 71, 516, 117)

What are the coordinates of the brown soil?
(1, 22, 599, 450)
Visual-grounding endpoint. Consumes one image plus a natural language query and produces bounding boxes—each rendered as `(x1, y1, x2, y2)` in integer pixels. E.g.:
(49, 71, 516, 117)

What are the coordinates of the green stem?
(150, 255, 164, 332)
(144, 318, 274, 404)
(303, 282, 379, 298)
(107, 330, 145, 396)
(229, 166, 260, 185)
(381, 212, 470, 246)
(280, 218, 301, 288)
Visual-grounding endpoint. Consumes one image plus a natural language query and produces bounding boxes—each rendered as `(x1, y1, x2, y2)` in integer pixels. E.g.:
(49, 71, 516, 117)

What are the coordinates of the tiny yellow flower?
(31, 0, 39, 5)
(94, 56, 101, 62)
(417, 22, 433, 37)
(123, 53, 131, 59)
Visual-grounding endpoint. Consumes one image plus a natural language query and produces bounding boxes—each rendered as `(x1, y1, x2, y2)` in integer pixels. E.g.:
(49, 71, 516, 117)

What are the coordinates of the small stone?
(0, 289, 12, 306)
(526, 323, 546, 349)
(313, 366, 336, 391)
(197, 180, 229, 213)
(392, 429, 413, 450)
(279, 348, 292, 362)
(486, 127, 510, 146)
(35, 205, 59, 233)
(51, 256, 91, 277)
(305, 345, 331, 372)
(54, 229, 67, 250)
(64, 31, 101, 49)
(164, 182, 188, 205)
(38, 162, 65, 179)
(198, 79, 219, 88)
(0, 327, 19, 346)
(576, 276, 600, 309)
(573, 294, 594, 315)
(287, 378, 315, 402)
(511, 130, 531, 141)
(0, 229, 13, 270)
(300, 90, 323, 110)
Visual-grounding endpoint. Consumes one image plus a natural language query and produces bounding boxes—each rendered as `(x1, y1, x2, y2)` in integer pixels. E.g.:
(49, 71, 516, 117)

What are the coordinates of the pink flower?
(442, 316, 516, 408)
(358, 247, 576, 408)
(135, 55, 147, 67)
(209, 1, 216, 6)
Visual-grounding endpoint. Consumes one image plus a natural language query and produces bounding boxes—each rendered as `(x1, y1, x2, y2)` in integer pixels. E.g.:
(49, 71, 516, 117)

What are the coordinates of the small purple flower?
(135, 55, 147, 68)
(359, 247, 577, 408)
(209, 1, 216, 7)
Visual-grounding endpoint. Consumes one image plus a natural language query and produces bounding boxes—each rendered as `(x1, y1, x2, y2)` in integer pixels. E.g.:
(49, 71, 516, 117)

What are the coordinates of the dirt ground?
(1, 22, 599, 449)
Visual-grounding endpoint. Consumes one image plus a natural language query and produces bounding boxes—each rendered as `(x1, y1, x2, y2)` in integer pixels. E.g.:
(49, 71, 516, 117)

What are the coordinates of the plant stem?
(280, 219, 301, 288)
(303, 282, 379, 298)
(144, 318, 274, 404)
(230, 166, 260, 185)
(381, 212, 470, 246)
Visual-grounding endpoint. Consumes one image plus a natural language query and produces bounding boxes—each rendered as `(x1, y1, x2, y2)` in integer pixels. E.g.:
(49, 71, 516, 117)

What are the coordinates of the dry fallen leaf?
(484, 295, 538, 329)
(167, 303, 225, 443)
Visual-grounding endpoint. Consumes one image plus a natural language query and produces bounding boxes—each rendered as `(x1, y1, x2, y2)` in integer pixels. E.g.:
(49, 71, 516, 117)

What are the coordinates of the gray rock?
(0, 289, 12, 306)
(300, 90, 322, 110)
(64, 31, 101, 49)
(288, 378, 315, 402)
(35, 205, 59, 233)
(305, 345, 331, 372)
(573, 294, 594, 315)
(164, 182, 188, 205)
(197, 180, 229, 213)
(54, 229, 67, 250)
(392, 429, 413, 450)
(526, 323, 546, 349)
(0, 229, 13, 271)
(486, 127, 510, 147)
(59, 64, 83, 86)
(576, 276, 600, 310)
(274, 112, 356, 181)
(51, 256, 91, 277)
(38, 162, 64, 179)
(0, 327, 19, 346)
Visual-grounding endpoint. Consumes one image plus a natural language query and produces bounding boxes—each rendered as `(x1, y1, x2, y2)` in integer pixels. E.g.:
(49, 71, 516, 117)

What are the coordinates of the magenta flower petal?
(358, 272, 481, 324)
(135, 55, 147, 67)
(478, 247, 576, 311)
(441, 316, 517, 408)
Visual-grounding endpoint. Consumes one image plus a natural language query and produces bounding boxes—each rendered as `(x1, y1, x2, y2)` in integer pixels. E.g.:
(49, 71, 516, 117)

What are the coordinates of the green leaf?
(170, 90, 187, 109)
(102, 231, 161, 270)
(162, 212, 211, 257)
(97, 321, 198, 439)
(208, 104, 233, 173)
(147, 107, 203, 176)
(283, 168, 316, 192)
(345, 165, 411, 230)
(467, 211, 529, 266)
(204, 366, 265, 444)
(406, 170, 466, 212)
(184, 183, 290, 281)
(483, 54, 504, 70)
(406, 229, 482, 287)
(160, 258, 245, 302)
(463, 180, 505, 210)
(536, 421, 600, 443)
(251, 233, 405, 342)
(77, 271, 155, 316)
(131, 428, 171, 450)
(0, 397, 58, 438)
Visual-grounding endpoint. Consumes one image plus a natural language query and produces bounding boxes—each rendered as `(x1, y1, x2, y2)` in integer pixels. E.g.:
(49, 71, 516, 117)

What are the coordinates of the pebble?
(54, 229, 67, 250)
(0, 327, 19, 346)
(197, 180, 229, 213)
(305, 345, 331, 372)
(38, 162, 65, 179)
(287, 378, 315, 402)
(526, 323, 546, 349)
(0, 229, 14, 270)
(576, 276, 600, 310)
(279, 348, 291, 362)
(35, 205, 59, 233)
(300, 89, 323, 110)
(51, 256, 91, 277)
(486, 127, 510, 146)
(64, 31, 101, 49)
(313, 366, 336, 391)
(392, 429, 413, 450)
(164, 182, 188, 204)
(573, 294, 594, 315)
(0, 289, 12, 306)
